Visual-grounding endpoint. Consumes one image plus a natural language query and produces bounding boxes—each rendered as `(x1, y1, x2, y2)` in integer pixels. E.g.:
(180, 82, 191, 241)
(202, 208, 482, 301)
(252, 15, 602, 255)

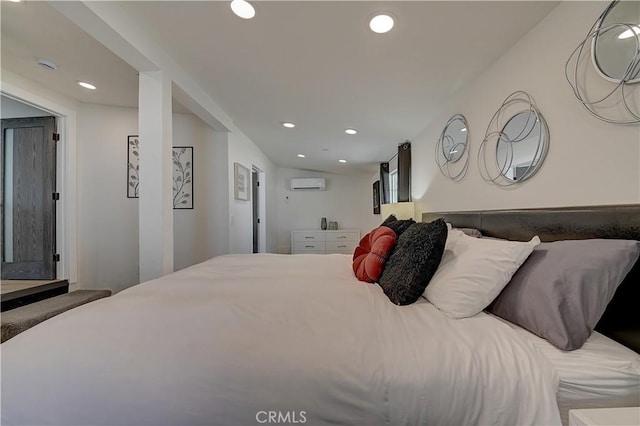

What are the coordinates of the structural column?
(138, 71, 173, 282)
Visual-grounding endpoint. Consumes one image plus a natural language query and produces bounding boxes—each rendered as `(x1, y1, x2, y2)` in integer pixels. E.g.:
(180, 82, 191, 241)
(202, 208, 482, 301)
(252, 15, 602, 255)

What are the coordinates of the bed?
(1, 205, 639, 425)
(423, 204, 640, 425)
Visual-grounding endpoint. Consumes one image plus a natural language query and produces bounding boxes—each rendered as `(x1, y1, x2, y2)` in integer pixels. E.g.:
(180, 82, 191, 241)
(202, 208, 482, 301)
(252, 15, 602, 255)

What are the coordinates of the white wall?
(77, 104, 236, 292)
(227, 129, 277, 254)
(173, 114, 229, 270)
(77, 104, 139, 293)
(412, 1, 640, 215)
(3, 73, 287, 287)
(172, 113, 207, 270)
(1, 95, 50, 118)
(203, 127, 231, 258)
(276, 168, 379, 254)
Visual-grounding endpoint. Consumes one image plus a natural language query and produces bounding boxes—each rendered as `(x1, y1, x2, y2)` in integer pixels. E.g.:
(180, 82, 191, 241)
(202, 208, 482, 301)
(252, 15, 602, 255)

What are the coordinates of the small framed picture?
(234, 162, 250, 201)
(173, 146, 193, 209)
(373, 180, 381, 214)
(127, 135, 140, 198)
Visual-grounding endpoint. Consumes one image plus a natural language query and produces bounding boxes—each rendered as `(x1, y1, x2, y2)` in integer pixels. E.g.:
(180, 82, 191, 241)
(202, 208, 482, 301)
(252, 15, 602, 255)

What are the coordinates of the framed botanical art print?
(234, 162, 250, 201)
(127, 135, 140, 198)
(173, 146, 193, 209)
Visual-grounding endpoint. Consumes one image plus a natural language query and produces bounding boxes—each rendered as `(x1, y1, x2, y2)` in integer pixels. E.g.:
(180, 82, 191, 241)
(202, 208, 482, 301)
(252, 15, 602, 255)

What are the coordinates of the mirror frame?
(478, 91, 550, 187)
(591, 0, 640, 84)
(435, 113, 469, 182)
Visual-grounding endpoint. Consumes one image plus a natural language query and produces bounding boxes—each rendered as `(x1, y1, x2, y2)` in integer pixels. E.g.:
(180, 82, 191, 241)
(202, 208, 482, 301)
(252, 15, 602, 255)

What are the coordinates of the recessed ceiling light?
(282, 122, 295, 128)
(230, 0, 255, 19)
(77, 81, 96, 90)
(297, 154, 305, 158)
(8, 0, 22, 3)
(338, 159, 347, 163)
(344, 128, 357, 135)
(37, 58, 57, 71)
(369, 14, 394, 34)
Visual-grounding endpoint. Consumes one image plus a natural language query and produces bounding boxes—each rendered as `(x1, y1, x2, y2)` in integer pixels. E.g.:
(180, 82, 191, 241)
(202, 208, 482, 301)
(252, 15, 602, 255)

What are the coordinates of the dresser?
(291, 230, 360, 254)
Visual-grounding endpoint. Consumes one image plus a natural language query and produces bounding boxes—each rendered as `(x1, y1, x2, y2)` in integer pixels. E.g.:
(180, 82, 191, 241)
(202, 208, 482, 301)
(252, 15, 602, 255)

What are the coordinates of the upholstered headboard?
(422, 204, 640, 353)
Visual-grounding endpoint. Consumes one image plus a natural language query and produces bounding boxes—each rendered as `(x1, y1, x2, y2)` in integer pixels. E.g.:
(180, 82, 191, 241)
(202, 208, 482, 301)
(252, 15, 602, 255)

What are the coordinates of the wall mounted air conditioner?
(290, 177, 327, 191)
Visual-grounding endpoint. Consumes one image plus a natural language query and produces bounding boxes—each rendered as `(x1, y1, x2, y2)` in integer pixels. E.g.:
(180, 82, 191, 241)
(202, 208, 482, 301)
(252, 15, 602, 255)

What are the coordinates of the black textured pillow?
(378, 219, 448, 305)
(381, 214, 416, 237)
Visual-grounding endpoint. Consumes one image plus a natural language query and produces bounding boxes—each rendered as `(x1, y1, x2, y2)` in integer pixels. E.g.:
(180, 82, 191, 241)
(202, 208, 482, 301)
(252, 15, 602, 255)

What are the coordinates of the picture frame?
(373, 180, 381, 214)
(234, 162, 250, 201)
(127, 135, 140, 198)
(173, 146, 193, 209)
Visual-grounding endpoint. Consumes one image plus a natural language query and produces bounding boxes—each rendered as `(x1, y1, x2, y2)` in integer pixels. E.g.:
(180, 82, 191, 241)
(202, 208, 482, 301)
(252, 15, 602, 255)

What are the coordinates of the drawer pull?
(337, 236, 347, 239)
(305, 236, 314, 239)
(337, 245, 347, 248)
(305, 245, 314, 248)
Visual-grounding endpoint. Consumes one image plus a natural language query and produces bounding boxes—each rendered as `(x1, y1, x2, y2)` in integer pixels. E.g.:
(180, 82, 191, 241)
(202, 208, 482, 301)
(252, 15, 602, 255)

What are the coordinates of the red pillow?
(352, 226, 397, 283)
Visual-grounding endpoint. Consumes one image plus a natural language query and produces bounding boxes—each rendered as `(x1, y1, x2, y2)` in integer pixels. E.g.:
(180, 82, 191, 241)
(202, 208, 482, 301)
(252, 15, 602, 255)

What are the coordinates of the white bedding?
(497, 316, 640, 425)
(1, 254, 561, 425)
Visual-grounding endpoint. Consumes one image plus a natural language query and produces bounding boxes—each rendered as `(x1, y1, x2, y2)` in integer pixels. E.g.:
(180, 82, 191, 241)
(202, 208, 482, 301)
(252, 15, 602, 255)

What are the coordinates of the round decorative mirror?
(435, 114, 469, 181)
(479, 91, 550, 187)
(495, 111, 549, 182)
(592, 0, 640, 83)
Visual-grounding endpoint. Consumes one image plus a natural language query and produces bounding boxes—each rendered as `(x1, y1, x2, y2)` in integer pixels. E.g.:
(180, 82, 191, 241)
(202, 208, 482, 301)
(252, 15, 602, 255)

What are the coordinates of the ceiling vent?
(37, 58, 57, 71)
(290, 177, 326, 191)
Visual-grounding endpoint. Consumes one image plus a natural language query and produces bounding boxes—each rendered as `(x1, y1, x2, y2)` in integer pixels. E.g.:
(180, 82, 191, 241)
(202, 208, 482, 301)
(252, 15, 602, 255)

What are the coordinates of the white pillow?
(424, 229, 540, 318)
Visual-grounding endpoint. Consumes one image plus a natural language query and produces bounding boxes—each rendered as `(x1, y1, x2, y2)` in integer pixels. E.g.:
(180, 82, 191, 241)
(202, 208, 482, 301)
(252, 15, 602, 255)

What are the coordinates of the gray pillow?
(453, 227, 482, 238)
(488, 239, 640, 351)
(378, 219, 448, 306)
(381, 214, 416, 237)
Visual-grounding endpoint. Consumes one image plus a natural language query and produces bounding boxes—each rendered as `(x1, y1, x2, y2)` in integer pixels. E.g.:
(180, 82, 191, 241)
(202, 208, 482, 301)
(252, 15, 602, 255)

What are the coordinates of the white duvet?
(1, 254, 561, 425)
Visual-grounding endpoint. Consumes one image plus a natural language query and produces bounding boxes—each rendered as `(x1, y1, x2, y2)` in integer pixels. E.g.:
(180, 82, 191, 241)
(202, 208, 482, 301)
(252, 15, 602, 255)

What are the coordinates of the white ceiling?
(1, 1, 139, 109)
(1, 1, 558, 175)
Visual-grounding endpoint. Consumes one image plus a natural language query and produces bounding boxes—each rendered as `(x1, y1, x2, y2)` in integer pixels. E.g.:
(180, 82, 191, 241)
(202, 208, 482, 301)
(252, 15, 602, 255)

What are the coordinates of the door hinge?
(53, 193, 60, 201)
(53, 133, 60, 141)
(53, 254, 60, 262)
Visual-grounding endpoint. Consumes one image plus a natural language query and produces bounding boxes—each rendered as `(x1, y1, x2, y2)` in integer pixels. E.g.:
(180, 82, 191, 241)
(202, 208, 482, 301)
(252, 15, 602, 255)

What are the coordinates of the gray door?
(252, 170, 259, 254)
(1, 116, 57, 279)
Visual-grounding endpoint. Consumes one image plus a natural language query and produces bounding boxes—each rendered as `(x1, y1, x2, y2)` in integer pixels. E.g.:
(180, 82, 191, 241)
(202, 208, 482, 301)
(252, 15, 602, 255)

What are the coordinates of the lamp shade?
(380, 202, 415, 220)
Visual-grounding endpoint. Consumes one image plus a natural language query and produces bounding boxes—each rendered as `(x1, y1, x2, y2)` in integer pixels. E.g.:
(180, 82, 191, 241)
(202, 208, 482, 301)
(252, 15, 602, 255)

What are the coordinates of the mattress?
(1, 254, 561, 425)
(495, 315, 640, 425)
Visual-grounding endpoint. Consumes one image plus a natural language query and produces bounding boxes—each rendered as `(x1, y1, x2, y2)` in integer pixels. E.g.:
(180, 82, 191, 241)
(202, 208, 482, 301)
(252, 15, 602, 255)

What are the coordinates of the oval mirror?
(496, 110, 549, 182)
(440, 115, 468, 162)
(593, 0, 640, 83)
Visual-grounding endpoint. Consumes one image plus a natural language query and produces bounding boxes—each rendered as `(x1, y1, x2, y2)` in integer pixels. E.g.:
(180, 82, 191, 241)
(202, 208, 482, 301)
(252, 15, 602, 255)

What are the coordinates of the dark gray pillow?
(378, 219, 448, 305)
(488, 239, 640, 351)
(381, 214, 416, 237)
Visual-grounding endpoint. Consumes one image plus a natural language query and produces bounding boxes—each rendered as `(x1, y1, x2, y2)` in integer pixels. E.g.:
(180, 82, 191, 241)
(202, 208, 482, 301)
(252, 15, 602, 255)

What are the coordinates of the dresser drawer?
(325, 231, 359, 242)
(293, 241, 326, 253)
(292, 231, 326, 242)
(325, 241, 357, 254)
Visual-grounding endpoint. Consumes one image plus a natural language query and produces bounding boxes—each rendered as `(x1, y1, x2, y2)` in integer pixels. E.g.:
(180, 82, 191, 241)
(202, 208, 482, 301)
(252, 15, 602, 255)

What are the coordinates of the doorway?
(251, 166, 266, 254)
(1, 116, 57, 279)
(252, 170, 258, 253)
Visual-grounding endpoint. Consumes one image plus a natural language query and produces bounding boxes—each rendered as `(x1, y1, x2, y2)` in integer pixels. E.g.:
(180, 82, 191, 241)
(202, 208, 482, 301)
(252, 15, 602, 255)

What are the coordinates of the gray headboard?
(422, 204, 640, 353)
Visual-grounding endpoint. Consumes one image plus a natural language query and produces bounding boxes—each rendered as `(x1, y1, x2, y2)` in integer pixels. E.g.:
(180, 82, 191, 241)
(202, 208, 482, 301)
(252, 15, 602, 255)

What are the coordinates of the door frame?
(1, 86, 78, 286)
